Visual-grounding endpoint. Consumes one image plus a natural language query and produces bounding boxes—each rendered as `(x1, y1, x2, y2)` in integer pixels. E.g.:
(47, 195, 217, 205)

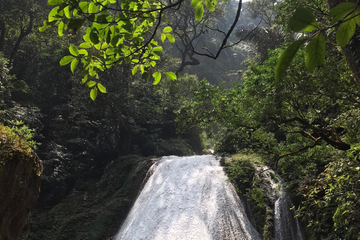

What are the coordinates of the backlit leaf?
(336, 16, 356, 47)
(153, 71, 161, 85)
(166, 34, 175, 43)
(90, 87, 98, 101)
(79, 42, 91, 48)
(69, 45, 79, 56)
(165, 72, 177, 80)
(88, 2, 98, 14)
(87, 81, 97, 88)
(205, 0, 217, 11)
(161, 33, 166, 43)
(64, 6, 71, 18)
(71, 58, 79, 73)
(58, 21, 65, 36)
(289, 8, 318, 32)
(153, 46, 163, 52)
(48, 0, 63, 5)
(132, 65, 139, 75)
(97, 83, 107, 93)
(163, 26, 173, 33)
(191, 0, 202, 8)
(82, 75, 88, 84)
(275, 38, 306, 82)
(305, 33, 326, 73)
(329, 2, 357, 25)
(195, 5, 204, 21)
(60, 56, 74, 66)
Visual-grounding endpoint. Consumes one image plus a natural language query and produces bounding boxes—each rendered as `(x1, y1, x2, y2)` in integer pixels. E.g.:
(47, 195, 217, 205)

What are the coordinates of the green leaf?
(79, 42, 92, 48)
(58, 21, 65, 36)
(195, 5, 204, 21)
(88, 2, 98, 14)
(305, 33, 326, 73)
(329, 2, 357, 25)
(82, 75, 88, 84)
(97, 83, 107, 93)
(153, 71, 161, 85)
(140, 65, 145, 74)
(166, 34, 175, 43)
(90, 88, 98, 101)
(69, 45, 79, 56)
(67, 18, 85, 30)
(275, 38, 306, 82)
(48, 0, 64, 5)
(79, 2, 88, 13)
(163, 26, 173, 33)
(336, 17, 356, 47)
(142, 72, 149, 80)
(90, 29, 100, 44)
(289, 8, 318, 32)
(48, 7, 62, 22)
(70, 58, 79, 73)
(330, 2, 357, 17)
(60, 56, 74, 66)
(356, 10, 360, 27)
(191, 0, 203, 8)
(79, 49, 88, 55)
(39, 21, 52, 32)
(205, 0, 217, 11)
(165, 72, 177, 80)
(153, 46, 163, 52)
(63, 6, 71, 18)
(150, 61, 156, 67)
(87, 81, 97, 88)
(161, 33, 166, 43)
(132, 65, 139, 75)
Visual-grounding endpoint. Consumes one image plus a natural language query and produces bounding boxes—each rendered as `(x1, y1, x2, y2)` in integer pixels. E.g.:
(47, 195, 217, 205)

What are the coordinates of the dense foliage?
(176, 0, 360, 238)
(1, 0, 360, 239)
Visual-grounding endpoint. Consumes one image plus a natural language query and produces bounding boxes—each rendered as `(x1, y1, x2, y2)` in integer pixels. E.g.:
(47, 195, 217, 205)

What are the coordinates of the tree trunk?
(0, 19, 5, 52)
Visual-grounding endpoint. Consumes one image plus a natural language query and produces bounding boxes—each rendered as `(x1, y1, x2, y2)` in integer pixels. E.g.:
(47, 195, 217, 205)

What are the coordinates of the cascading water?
(115, 155, 262, 240)
(257, 167, 304, 240)
(274, 185, 304, 240)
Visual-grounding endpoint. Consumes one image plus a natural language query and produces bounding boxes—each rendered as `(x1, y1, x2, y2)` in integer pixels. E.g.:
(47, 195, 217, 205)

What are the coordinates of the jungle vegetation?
(0, 0, 359, 239)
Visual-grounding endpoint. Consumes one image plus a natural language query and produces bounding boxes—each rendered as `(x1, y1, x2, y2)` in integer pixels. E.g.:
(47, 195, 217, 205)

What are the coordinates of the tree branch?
(10, 12, 34, 63)
(0, 18, 5, 52)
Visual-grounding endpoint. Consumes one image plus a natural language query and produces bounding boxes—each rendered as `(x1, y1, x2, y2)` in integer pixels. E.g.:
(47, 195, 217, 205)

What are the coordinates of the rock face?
(0, 124, 42, 240)
(19, 155, 154, 240)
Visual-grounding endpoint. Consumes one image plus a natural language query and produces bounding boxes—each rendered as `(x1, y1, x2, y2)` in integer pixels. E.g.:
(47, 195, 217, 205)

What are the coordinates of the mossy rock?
(225, 152, 275, 240)
(21, 155, 154, 240)
(0, 124, 43, 240)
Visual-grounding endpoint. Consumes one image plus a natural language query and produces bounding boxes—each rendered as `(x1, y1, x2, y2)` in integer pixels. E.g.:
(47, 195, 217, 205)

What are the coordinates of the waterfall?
(274, 185, 304, 240)
(115, 155, 262, 240)
(257, 167, 304, 240)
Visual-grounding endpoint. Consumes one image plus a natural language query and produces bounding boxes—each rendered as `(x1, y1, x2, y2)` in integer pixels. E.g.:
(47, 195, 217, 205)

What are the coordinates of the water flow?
(274, 185, 304, 240)
(115, 155, 262, 240)
(258, 168, 304, 240)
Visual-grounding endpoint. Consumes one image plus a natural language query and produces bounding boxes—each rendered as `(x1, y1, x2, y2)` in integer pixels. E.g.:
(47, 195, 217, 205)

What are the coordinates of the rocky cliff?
(0, 124, 42, 240)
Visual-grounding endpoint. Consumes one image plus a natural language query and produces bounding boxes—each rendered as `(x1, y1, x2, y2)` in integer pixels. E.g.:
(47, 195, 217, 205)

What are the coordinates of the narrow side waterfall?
(258, 168, 304, 240)
(115, 155, 262, 240)
(274, 186, 304, 240)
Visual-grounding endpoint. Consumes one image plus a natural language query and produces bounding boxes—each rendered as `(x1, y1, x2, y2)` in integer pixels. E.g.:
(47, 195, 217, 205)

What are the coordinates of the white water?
(257, 167, 304, 240)
(274, 186, 304, 240)
(115, 155, 262, 240)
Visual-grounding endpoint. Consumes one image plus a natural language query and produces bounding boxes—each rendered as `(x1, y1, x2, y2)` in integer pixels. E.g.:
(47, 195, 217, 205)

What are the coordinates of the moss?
(0, 123, 42, 240)
(225, 152, 275, 240)
(22, 155, 154, 240)
(0, 124, 34, 163)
